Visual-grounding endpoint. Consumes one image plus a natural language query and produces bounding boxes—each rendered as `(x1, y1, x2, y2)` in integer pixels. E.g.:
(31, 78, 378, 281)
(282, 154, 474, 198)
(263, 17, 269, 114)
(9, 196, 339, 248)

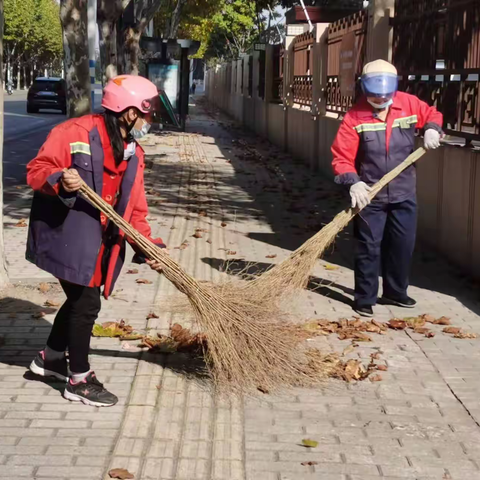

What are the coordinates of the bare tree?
(97, 0, 131, 84)
(162, 0, 188, 39)
(60, 0, 91, 117)
(0, 0, 8, 287)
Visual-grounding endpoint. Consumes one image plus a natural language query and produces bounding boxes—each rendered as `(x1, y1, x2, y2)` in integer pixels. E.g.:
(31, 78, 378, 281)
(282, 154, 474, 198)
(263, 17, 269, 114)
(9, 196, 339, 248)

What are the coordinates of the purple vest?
(26, 126, 139, 290)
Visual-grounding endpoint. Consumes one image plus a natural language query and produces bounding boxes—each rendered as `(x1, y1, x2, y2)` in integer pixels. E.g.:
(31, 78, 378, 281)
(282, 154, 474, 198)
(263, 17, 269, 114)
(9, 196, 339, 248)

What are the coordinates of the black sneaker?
(64, 372, 118, 407)
(29, 351, 69, 382)
(381, 296, 417, 308)
(353, 304, 374, 318)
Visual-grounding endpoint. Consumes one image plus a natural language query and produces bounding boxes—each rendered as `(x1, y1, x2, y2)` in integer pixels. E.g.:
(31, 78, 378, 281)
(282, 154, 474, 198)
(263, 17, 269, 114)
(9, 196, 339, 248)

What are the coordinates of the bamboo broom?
(245, 147, 427, 296)
(77, 179, 324, 393)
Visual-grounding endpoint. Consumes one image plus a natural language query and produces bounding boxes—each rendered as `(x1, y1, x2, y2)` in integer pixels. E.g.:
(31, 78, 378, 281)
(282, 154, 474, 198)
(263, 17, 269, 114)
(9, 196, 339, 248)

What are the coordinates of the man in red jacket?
(331, 60, 443, 317)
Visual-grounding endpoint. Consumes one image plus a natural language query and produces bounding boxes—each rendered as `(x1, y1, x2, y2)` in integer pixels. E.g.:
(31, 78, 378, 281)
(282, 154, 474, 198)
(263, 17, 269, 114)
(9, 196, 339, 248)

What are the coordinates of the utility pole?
(88, 0, 97, 109)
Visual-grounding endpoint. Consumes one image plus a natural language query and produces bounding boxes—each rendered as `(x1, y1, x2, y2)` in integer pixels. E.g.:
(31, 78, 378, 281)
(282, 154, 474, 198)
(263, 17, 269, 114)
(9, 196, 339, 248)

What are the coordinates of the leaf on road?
(44, 300, 60, 307)
(32, 311, 46, 319)
(226, 250, 237, 255)
(454, 332, 477, 339)
(370, 374, 383, 382)
(388, 319, 408, 330)
(413, 327, 431, 335)
(405, 316, 426, 329)
(425, 331, 436, 338)
(108, 468, 134, 479)
(376, 364, 388, 371)
(206, 239, 212, 244)
(170, 323, 206, 352)
(92, 320, 135, 338)
(342, 345, 356, 356)
(443, 327, 461, 335)
(175, 241, 189, 250)
(434, 316, 451, 325)
(126, 269, 139, 274)
(15, 219, 28, 227)
(38, 283, 51, 294)
(301, 461, 318, 466)
(421, 314, 436, 323)
(146, 312, 159, 319)
(221, 222, 227, 227)
(265, 254, 277, 259)
(136, 279, 153, 285)
(343, 359, 368, 381)
(301, 439, 319, 448)
(324, 264, 339, 271)
(193, 230, 203, 239)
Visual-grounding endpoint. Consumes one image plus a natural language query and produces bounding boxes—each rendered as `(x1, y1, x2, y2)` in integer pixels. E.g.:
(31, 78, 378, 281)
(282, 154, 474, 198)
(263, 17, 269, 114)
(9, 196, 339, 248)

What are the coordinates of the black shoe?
(381, 296, 417, 308)
(64, 372, 118, 407)
(353, 304, 374, 318)
(29, 351, 69, 382)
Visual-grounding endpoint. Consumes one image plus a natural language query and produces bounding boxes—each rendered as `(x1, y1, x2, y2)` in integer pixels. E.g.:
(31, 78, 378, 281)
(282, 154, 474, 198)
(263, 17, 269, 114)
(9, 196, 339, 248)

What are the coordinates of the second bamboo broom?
(245, 147, 427, 297)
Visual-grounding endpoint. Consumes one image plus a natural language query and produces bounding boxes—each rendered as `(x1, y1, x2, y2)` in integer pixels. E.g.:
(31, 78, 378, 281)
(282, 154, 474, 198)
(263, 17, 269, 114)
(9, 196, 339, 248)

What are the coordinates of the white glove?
(350, 182, 372, 209)
(424, 129, 441, 150)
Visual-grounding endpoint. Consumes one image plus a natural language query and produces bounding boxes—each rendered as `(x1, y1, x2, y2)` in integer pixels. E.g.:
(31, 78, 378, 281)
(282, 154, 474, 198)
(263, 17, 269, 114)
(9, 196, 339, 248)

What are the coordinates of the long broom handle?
(76, 179, 205, 297)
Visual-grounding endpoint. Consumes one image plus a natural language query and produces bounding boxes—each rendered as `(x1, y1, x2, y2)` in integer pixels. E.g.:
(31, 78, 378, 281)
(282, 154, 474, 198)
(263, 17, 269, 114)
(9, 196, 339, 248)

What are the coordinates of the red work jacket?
(331, 92, 443, 203)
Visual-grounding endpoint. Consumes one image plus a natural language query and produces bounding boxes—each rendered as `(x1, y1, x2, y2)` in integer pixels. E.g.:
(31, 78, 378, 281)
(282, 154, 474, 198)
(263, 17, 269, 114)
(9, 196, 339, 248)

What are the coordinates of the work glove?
(350, 181, 372, 210)
(424, 129, 441, 150)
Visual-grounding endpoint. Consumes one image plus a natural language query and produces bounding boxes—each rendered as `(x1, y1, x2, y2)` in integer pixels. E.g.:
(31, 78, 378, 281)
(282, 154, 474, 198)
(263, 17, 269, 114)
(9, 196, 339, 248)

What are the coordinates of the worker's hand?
(350, 181, 372, 210)
(146, 260, 164, 273)
(424, 129, 441, 150)
(61, 169, 83, 193)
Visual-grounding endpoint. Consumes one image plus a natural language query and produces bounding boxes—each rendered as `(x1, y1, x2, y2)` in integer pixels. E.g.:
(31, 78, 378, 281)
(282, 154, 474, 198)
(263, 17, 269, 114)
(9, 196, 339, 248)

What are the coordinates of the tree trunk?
(98, 18, 117, 84)
(16, 64, 20, 89)
(0, 0, 9, 287)
(23, 65, 26, 89)
(123, 26, 141, 75)
(60, 0, 91, 118)
(163, 0, 188, 39)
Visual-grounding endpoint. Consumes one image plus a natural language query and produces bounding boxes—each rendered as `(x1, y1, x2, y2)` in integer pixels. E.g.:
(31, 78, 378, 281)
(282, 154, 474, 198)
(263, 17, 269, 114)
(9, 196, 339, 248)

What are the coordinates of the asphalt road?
(3, 87, 102, 188)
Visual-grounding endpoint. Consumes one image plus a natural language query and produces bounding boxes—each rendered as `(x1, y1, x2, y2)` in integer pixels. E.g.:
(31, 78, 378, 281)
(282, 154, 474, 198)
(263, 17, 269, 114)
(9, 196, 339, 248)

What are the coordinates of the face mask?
(367, 98, 393, 110)
(130, 119, 151, 140)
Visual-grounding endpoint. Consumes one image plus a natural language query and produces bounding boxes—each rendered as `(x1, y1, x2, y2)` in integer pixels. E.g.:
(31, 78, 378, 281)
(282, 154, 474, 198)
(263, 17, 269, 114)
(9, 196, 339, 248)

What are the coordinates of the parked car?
(27, 77, 66, 114)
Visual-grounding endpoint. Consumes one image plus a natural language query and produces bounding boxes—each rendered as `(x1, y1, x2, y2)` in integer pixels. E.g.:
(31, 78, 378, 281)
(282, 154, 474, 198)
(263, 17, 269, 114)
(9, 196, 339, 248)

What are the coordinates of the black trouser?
(46, 280, 101, 373)
(353, 198, 417, 307)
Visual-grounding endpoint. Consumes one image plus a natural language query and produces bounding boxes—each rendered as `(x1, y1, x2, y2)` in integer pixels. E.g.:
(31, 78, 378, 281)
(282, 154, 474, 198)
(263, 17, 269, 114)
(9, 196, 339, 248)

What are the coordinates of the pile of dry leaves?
(92, 320, 206, 355)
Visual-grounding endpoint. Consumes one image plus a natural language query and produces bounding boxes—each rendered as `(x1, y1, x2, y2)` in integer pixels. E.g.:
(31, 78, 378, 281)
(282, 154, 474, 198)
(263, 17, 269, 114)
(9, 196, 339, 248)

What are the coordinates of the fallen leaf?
(324, 264, 339, 271)
(388, 319, 408, 330)
(221, 222, 227, 227)
(136, 279, 153, 285)
(370, 374, 383, 382)
(434, 316, 451, 325)
(108, 468, 134, 479)
(405, 317, 426, 329)
(127, 269, 139, 275)
(193, 230, 203, 239)
(156, 385, 161, 390)
(413, 327, 431, 335)
(376, 364, 388, 371)
(170, 226, 176, 230)
(370, 352, 381, 360)
(92, 320, 135, 338)
(454, 332, 477, 339)
(266, 254, 277, 259)
(198, 210, 208, 217)
(226, 251, 237, 255)
(257, 386, 269, 394)
(44, 300, 60, 307)
(15, 219, 28, 227)
(32, 311, 46, 319)
(342, 345, 356, 356)
(301, 461, 318, 466)
(421, 314, 436, 323)
(147, 312, 159, 319)
(170, 323, 206, 353)
(443, 327, 461, 335)
(301, 439, 318, 448)
(206, 239, 212, 244)
(343, 359, 367, 381)
(38, 283, 51, 294)
(425, 331, 436, 338)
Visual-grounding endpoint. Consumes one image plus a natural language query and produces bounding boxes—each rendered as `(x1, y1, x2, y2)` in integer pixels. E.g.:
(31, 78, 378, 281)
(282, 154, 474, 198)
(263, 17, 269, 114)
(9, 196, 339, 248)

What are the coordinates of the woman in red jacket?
(26, 75, 165, 407)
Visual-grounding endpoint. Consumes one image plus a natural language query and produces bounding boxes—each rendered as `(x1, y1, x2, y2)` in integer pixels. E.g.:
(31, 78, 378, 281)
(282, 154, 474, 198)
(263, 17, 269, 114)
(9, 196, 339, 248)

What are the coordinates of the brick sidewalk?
(1, 98, 480, 479)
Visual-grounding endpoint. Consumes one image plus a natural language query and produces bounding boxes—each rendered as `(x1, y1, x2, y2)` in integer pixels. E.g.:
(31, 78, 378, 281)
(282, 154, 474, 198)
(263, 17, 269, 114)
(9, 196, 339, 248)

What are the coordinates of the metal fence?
(326, 10, 368, 113)
(393, 0, 480, 141)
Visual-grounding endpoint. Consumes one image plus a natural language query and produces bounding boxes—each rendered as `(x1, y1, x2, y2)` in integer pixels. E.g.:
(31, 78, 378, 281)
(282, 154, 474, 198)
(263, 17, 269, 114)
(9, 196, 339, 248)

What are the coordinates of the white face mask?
(130, 119, 151, 140)
(367, 98, 393, 110)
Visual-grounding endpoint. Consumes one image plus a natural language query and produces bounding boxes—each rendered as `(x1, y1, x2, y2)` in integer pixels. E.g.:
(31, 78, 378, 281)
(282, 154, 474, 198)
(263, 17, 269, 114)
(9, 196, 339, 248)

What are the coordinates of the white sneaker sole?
(29, 360, 68, 382)
(63, 389, 117, 407)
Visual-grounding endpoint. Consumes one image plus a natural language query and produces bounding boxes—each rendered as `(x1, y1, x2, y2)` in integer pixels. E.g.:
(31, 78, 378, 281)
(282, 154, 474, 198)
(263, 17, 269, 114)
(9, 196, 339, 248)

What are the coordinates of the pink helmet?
(102, 75, 159, 115)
